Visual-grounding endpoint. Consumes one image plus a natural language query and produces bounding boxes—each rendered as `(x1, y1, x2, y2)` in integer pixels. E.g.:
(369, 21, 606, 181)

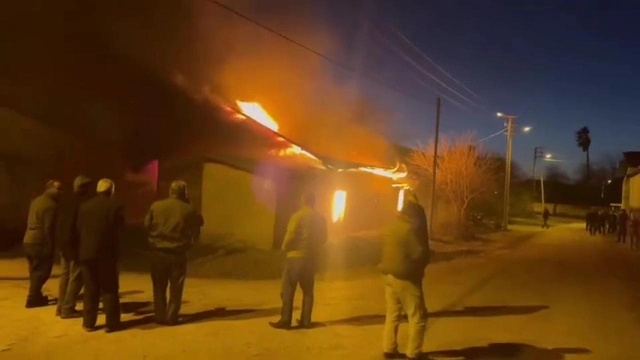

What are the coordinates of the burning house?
(159, 99, 410, 249)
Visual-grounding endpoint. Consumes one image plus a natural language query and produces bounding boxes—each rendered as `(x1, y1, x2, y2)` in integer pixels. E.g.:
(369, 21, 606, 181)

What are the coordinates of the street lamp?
(545, 154, 552, 159)
(497, 112, 519, 230)
(523, 126, 532, 133)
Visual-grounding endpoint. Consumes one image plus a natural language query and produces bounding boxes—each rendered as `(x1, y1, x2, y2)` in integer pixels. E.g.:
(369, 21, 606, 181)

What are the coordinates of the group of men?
(585, 208, 640, 249)
(24, 177, 430, 358)
(268, 190, 430, 360)
(23, 176, 203, 332)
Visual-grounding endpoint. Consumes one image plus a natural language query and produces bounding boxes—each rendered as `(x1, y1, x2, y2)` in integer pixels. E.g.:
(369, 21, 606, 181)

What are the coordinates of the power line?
(203, 0, 434, 106)
(390, 26, 483, 101)
(375, 26, 481, 110)
(477, 127, 507, 142)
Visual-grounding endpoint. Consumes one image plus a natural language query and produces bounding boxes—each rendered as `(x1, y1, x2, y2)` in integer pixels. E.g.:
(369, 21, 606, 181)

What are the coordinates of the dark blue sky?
(311, 0, 640, 176)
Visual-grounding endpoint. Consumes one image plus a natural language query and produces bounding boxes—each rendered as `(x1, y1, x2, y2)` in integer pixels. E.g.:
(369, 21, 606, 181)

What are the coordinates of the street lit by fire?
(332, 190, 347, 223)
(236, 101, 279, 132)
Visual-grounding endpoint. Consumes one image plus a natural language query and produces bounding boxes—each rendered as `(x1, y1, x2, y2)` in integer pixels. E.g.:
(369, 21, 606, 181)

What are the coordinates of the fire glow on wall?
(332, 190, 347, 223)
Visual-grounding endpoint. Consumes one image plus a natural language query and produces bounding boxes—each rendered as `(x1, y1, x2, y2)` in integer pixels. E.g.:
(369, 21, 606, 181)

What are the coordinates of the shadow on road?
(117, 306, 282, 331)
(428, 343, 591, 360)
(326, 305, 549, 326)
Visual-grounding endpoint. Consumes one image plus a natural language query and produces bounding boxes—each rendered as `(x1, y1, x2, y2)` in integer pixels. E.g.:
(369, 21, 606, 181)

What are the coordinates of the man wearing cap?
(55, 175, 92, 318)
(270, 191, 327, 330)
(380, 191, 429, 360)
(23, 180, 62, 308)
(144, 180, 204, 325)
(77, 178, 124, 332)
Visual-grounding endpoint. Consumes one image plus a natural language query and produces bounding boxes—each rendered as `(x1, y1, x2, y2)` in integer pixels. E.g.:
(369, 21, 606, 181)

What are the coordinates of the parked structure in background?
(621, 152, 640, 210)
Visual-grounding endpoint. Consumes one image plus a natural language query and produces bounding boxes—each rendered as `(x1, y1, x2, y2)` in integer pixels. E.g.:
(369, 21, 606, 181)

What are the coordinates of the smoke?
(95, 0, 396, 167)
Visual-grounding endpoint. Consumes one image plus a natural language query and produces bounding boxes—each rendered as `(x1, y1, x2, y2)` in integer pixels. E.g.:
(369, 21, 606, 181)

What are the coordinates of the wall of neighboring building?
(628, 174, 640, 209)
(200, 162, 277, 250)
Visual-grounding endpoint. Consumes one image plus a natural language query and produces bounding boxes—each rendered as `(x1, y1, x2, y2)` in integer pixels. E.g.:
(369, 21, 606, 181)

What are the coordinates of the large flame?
(332, 190, 347, 223)
(236, 101, 279, 132)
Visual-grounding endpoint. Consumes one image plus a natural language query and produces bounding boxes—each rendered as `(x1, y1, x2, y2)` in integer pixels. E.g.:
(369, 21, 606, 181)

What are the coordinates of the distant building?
(621, 152, 640, 209)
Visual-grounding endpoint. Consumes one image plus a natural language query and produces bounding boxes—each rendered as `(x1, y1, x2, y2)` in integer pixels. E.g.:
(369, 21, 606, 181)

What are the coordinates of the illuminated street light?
(523, 126, 532, 133)
(545, 154, 552, 159)
(496, 112, 504, 117)
(608, 179, 612, 184)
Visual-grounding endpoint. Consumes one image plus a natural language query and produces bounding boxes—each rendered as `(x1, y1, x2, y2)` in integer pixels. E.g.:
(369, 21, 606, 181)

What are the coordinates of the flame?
(282, 144, 320, 161)
(356, 163, 408, 180)
(236, 101, 279, 132)
(397, 188, 405, 212)
(332, 190, 347, 223)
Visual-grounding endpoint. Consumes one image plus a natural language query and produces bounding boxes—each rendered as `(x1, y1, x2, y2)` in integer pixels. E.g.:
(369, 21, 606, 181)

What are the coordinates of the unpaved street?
(2, 224, 639, 359)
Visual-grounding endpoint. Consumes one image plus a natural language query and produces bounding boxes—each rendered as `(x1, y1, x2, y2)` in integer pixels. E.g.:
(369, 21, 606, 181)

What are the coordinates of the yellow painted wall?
(201, 163, 276, 249)
(630, 175, 640, 209)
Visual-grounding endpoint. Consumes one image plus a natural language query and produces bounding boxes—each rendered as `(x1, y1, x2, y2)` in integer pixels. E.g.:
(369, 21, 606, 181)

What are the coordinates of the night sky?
(257, 0, 640, 177)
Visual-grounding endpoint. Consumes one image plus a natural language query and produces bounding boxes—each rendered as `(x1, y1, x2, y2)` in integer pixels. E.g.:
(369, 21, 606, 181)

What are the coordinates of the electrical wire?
(477, 127, 507, 142)
(391, 26, 483, 101)
(203, 0, 434, 106)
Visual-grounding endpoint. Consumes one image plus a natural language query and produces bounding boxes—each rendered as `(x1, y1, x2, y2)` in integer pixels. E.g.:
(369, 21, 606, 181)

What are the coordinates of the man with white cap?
(145, 180, 203, 325)
(77, 178, 124, 332)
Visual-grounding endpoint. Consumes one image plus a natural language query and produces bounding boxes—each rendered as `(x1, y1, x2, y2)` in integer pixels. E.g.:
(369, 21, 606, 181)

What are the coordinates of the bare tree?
(410, 133, 498, 231)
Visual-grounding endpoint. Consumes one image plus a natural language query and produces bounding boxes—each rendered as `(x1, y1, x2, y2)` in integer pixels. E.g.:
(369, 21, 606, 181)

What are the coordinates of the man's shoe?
(268, 320, 291, 330)
(104, 326, 120, 334)
(25, 296, 49, 309)
(60, 310, 82, 319)
(82, 325, 97, 332)
(55, 307, 61, 316)
(383, 352, 405, 359)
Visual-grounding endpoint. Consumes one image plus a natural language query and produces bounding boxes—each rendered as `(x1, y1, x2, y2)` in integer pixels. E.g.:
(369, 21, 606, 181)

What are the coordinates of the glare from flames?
(236, 101, 279, 132)
(332, 190, 347, 223)
(397, 188, 405, 212)
(355, 165, 408, 180)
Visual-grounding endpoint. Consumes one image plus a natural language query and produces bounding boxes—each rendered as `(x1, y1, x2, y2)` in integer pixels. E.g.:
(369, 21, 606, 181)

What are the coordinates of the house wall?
(200, 162, 276, 250)
(271, 169, 401, 247)
(629, 174, 640, 209)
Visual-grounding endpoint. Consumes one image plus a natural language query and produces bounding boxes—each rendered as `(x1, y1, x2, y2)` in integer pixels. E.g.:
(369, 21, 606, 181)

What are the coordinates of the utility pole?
(500, 114, 517, 231)
(533, 147, 545, 196)
(541, 173, 546, 208)
(429, 97, 441, 238)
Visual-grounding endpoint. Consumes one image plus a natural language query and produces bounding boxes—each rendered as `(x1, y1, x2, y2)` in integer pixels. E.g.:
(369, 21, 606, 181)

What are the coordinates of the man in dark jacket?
(55, 175, 92, 318)
(542, 207, 550, 229)
(270, 192, 327, 330)
(144, 180, 203, 325)
(77, 179, 124, 332)
(380, 191, 429, 360)
(618, 209, 629, 243)
(23, 180, 61, 308)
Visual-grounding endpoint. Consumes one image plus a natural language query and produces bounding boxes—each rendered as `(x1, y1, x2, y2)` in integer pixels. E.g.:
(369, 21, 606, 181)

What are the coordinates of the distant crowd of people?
(585, 208, 640, 249)
(22, 177, 431, 359)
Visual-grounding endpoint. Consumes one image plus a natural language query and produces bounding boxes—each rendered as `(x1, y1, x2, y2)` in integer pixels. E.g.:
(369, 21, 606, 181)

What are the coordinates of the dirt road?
(1, 224, 639, 359)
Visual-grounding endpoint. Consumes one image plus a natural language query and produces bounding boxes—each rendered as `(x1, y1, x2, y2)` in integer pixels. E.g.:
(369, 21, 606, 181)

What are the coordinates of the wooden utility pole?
(429, 97, 441, 238)
(502, 116, 515, 230)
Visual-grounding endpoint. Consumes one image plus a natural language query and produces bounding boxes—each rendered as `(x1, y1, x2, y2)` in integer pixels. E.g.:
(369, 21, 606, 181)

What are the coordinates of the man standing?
(23, 180, 61, 308)
(618, 209, 629, 243)
(380, 191, 429, 360)
(144, 180, 203, 326)
(542, 207, 551, 229)
(270, 192, 327, 330)
(77, 179, 123, 332)
(55, 175, 92, 318)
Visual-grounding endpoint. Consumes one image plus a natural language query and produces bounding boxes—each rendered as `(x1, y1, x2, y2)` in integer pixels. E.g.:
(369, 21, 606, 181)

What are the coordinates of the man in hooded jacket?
(55, 175, 92, 318)
(144, 180, 203, 325)
(23, 180, 61, 308)
(380, 191, 430, 360)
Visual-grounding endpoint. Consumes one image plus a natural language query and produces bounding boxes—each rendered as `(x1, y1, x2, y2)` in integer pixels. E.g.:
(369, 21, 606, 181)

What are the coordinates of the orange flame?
(356, 163, 408, 180)
(236, 101, 279, 132)
(332, 190, 347, 223)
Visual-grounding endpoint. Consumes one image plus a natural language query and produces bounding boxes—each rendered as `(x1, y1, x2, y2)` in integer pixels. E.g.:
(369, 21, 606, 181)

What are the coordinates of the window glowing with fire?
(397, 188, 405, 212)
(332, 190, 347, 223)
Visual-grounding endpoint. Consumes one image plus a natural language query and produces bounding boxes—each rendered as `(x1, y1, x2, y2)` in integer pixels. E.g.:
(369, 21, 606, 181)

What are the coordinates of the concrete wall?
(200, 162, 276, 250)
